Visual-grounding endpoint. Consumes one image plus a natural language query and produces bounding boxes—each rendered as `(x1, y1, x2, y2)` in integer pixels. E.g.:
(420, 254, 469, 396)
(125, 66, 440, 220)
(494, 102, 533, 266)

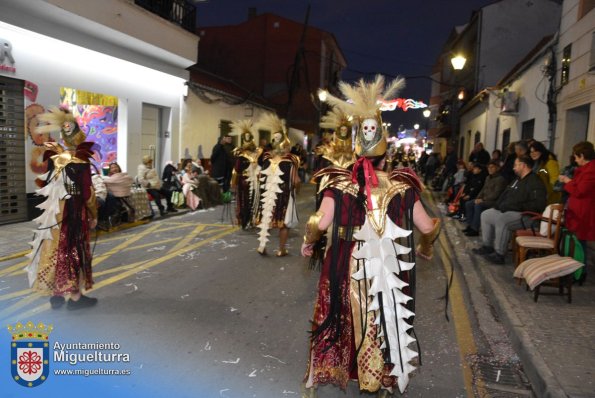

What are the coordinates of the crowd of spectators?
(419, 140, 594, 275)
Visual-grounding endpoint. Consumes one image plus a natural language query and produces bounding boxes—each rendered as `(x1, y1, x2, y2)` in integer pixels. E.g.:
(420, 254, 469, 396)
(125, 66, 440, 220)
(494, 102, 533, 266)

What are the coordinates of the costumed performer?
(255, 113, 300, 256)
(300, 75, 441, 397)
(230, 119, 263, 229)
(26, 106, 99, 310)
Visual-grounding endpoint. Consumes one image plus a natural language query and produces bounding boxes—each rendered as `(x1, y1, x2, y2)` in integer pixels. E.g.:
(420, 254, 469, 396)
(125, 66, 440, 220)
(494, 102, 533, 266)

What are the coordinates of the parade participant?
(26, 106, 98, 310)
(301, 75, 440, 396)
(230, 119, 263, 229)
(318, 104, 355, 170)
(255, 113, 300, 256)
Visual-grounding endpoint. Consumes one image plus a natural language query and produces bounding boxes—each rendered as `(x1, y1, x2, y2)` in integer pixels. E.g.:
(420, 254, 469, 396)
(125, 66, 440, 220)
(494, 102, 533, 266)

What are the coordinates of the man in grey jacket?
(472, 155, 546, 264)
(463, 160, 508, 236)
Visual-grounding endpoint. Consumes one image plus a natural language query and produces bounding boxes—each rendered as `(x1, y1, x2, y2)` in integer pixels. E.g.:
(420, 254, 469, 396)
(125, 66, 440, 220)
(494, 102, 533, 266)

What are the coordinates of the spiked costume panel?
(26, 107, 97, 296)
(230, 119, 263, 229)
(254, 113, 299, 253)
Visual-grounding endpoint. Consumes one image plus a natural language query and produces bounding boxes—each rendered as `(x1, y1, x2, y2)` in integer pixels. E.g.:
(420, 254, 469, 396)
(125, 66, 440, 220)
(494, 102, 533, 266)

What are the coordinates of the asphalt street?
(0, 185, 530, 398)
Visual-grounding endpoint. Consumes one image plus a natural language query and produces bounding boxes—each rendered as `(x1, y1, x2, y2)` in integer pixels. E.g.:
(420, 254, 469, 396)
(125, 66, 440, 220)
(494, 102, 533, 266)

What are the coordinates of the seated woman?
(181, 163, 202, 211)
(103, 162, 135, 222)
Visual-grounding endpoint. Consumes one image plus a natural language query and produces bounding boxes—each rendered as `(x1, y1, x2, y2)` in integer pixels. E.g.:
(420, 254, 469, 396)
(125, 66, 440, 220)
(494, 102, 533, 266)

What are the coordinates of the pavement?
(428, 193, 595, 398)
(1, 194, 594, 397)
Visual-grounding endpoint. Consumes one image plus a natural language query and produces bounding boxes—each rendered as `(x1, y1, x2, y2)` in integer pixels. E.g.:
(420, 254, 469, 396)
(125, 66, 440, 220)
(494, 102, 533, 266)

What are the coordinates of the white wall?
(182, 91, 271, 160)
(460, 102, 488, 159)
(555, 0, 595, 161)
(0, 21, 186, 192)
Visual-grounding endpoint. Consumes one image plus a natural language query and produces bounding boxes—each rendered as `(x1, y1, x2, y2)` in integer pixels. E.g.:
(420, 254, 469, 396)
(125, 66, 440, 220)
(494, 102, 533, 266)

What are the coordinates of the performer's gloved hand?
(301, 242, 313, 257)
(416, 218, 441, 260)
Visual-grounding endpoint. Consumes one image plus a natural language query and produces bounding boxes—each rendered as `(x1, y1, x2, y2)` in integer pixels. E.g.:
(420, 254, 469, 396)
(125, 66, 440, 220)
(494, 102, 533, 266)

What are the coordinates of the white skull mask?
(361, 118, 378, 142)
(272, 132, 283, 143)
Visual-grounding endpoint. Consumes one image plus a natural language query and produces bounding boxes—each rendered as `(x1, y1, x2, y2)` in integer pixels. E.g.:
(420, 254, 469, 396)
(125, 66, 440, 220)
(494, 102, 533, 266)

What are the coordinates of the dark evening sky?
(195, 0, 496, 129)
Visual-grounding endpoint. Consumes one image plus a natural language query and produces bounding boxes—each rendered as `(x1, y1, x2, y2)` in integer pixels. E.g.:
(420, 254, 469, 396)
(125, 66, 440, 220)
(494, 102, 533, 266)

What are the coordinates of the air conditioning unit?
(501, 90, 518, 114)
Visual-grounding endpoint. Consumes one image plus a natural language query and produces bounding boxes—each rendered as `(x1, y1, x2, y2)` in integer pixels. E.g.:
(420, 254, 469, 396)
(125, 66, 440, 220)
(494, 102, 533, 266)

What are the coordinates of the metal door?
(0, 76, 26, 225)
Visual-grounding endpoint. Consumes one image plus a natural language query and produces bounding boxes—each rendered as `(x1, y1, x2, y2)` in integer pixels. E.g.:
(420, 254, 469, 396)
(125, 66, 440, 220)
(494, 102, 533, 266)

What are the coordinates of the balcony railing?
(135, 0, 196, 34)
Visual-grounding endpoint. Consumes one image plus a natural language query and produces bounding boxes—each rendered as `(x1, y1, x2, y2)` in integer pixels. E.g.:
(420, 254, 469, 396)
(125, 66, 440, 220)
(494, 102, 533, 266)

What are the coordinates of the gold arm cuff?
(303, 211, 325, 244)
(416, 218, 441, 259)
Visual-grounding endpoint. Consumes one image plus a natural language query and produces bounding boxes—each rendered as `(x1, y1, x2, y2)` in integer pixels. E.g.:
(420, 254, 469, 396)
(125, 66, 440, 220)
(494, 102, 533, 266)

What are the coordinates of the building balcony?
(134, 0, 196, 33)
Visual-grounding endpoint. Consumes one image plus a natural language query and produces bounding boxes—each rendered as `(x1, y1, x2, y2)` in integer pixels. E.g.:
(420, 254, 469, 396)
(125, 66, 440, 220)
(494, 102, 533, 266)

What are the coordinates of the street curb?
(442, 219, 568, 398)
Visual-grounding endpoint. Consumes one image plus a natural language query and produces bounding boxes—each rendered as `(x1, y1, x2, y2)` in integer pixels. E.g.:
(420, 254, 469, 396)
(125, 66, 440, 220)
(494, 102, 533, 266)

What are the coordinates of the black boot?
(67, 295, 98, 310)
(50, 295, 65, 309)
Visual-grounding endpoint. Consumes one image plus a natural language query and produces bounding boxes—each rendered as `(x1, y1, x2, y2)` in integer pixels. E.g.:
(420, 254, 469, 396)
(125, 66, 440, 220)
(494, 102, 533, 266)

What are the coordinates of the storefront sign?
(0, 37, 16, 72)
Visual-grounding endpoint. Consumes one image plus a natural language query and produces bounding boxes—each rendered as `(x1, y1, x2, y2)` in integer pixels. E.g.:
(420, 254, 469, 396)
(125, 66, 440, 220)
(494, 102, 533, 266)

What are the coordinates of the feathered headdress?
(325, 75, 405, 158)
(257, 112, 290, 152)
(319, 104, 353, 146)
(230, 119, 256, 150)
(35, 106, 86, 148)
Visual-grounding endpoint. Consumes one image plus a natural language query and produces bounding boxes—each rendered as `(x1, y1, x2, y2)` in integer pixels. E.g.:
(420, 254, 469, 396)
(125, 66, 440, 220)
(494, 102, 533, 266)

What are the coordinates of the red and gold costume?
(230, 120, 263, 229)
(26, 107, 97, 296)
(255, 113, 300, 255)
(302, 76, 440, 395)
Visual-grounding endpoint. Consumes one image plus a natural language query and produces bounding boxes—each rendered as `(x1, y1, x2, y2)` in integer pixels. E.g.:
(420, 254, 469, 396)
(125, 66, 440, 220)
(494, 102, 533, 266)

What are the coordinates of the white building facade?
(554, 0, 595, 162)
(0, 0, 198, 223)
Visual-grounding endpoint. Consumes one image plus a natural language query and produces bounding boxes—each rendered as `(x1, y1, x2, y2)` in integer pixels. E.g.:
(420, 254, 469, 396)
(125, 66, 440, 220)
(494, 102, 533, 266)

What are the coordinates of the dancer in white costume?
(230, 119, 263, 229)
(255, 113, 300, 256)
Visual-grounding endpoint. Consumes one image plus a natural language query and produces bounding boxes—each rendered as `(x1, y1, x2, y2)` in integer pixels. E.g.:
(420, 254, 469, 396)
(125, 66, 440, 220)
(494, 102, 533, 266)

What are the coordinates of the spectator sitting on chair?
(449, 162, 487, 220)
(445, 160, 467, 209)
(529, 141, 561, 204)
(472, 155, 546, 264)
(161, 161, 180, 213)
(137, 155, 171, 216)
(463, 160, 507, 236)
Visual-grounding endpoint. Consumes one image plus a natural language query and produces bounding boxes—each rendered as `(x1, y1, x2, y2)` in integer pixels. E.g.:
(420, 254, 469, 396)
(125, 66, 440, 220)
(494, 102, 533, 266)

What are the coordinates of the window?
(258, 129, 271, 146)
(561, 44, 571, 86)
(474, 132, 481, 145)
(521, 119, 534, 140)
(579, 0, 595, 19)
(459, 137, 465, 159)
(502, 128, 511, 153)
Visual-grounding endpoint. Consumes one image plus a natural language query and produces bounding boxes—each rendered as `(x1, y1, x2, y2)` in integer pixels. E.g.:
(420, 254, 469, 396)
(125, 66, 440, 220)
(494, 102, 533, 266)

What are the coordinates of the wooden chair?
(514, 203, 564, 268)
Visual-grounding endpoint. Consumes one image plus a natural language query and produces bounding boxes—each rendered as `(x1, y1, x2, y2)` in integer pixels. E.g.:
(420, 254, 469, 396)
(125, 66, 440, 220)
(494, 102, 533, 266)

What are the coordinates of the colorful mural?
(73, 105, 118, 170)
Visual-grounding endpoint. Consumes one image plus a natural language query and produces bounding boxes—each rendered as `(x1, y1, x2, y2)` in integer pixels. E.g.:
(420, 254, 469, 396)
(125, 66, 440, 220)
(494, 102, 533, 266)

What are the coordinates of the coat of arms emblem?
(7, 321, 52, 387)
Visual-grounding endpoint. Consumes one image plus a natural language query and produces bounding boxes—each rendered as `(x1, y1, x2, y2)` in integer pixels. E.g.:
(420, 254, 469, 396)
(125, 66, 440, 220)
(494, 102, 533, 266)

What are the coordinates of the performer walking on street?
(301, 76, 440, 396)
(26, 106, 99, 310)
(230, 119, 263, 229)
(255, 113, 300, 256)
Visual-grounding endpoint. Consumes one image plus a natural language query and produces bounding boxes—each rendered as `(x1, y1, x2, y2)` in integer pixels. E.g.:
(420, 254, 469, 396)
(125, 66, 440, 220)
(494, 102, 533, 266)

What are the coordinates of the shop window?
(521, 119, 534, 141)
(561, 44, 571, 86)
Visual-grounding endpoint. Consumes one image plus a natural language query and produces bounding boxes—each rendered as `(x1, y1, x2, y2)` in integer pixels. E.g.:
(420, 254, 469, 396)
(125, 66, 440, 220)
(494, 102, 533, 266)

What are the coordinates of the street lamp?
(423, 109, 431, 118)
(317, 89, 328, 102)
(413, 123, 420, 130)
(450, 54, 467, 71)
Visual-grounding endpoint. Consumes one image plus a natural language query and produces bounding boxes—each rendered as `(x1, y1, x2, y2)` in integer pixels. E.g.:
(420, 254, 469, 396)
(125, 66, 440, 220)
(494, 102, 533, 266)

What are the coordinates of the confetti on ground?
(147, 246, 166, 252)
(248, 369, 257, 377)
(204, 341, 211, 350)
(124, 283, 138, 292)
(262, 354, 286, 364)
(180, 294, 189, 299)
(230, 307, 238, 312)
(222, 358, 240, 364)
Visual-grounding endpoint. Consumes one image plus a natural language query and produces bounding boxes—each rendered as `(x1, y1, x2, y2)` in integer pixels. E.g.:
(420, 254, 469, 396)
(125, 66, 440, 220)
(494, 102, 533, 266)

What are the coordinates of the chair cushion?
(516, 236, 555, 249)
(514, 254, 584, 290)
